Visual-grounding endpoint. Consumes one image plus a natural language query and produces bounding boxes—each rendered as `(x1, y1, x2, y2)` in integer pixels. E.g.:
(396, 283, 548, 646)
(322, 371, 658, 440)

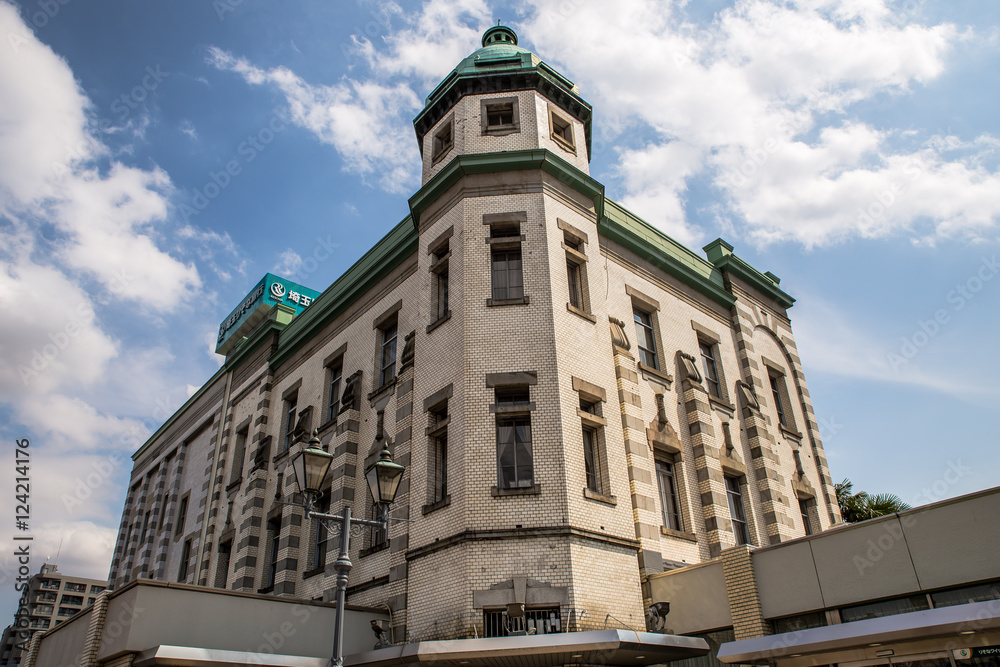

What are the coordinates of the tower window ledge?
(486, 296, 530, 307)
(660, 527, 698, 542)
(567, 303, 596, 323)
(491, 484, 542, 497)
(583, 489, 617, 506)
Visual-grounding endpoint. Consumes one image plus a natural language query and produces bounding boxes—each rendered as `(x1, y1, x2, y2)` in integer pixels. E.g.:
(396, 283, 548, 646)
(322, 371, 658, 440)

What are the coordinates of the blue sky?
(0, 0, 998, 619)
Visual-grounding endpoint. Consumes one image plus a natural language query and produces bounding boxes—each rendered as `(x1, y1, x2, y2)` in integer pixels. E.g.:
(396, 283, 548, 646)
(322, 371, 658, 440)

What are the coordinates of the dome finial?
(482, 23, 518, 48)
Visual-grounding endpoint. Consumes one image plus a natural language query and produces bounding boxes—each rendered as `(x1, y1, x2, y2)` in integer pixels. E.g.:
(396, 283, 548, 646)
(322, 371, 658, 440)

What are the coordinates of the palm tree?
(835, 479, 911, 523)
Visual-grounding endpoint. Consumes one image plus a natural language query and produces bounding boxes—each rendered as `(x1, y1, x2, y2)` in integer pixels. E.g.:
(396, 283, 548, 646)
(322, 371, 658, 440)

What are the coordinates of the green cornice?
(703, 242, 796, 309)
(268, 216, 419, 370)
(599, 200, 736, 309)
(408, 149, 606, 230)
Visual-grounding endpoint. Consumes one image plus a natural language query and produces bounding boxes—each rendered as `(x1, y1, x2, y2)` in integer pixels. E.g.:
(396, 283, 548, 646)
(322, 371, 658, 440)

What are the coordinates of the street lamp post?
(290, 430, 405, 667)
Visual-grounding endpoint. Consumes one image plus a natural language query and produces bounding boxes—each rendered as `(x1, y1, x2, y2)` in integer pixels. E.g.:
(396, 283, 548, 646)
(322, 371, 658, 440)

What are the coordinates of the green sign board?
(954, 646, 1000, 660)
(216, 273, 320, 354)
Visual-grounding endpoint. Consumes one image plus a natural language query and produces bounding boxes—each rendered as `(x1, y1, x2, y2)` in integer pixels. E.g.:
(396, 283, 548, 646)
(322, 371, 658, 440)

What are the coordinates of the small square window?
(481, 97, 520, 136)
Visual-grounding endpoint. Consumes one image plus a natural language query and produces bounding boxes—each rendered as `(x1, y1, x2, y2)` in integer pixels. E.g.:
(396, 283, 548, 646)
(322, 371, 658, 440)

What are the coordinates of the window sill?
(660, 527, 698, 542)
(638, 363, 673, 386)
(431, 145, 453, 166)
(426, 416, 450, 438)
(483, 125, 520, 136)
(302, 566, 324, 581)
(491, 484, 541, 497)
(486, 296, 530, 307)
(360, 544, 388, 559)
(490, 403, 536, 414)
(780, 425, 803, 441)
(226, 480, 242, 493)
(257, 585, 275, 595)
(422, 495, 451, 515)
(316, 418, 338, 437)
(566, 303, 596, 323)
(577, 409, 606, 426)
(271, 449, 290, 465)
(485, 235, 526, 246)
(367, 378, 397, 403)
(708, 395, 736, 414)
(551, 133, 577, 155)
(426, 311, 452, 334)
(583, 489, 617, 506)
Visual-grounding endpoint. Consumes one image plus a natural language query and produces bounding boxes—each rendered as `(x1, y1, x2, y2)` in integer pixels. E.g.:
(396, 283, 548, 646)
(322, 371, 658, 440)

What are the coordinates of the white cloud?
(208, 47, 422, 193)
(521, 0, 999, 247)
(272, 248, 304, 276)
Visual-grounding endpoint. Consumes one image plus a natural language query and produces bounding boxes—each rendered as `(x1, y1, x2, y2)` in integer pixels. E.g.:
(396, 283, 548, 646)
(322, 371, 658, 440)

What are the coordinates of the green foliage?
(835, 479, 911, 523)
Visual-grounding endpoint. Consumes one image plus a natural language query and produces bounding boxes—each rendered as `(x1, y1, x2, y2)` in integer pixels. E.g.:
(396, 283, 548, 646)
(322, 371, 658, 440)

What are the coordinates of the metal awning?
(345, 630, 709, 667)
(717, 600, 1000, 664)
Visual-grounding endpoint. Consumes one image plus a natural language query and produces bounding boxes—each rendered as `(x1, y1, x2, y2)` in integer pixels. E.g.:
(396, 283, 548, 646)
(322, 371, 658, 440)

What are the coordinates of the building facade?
(0, 564, 107, 666)
(108, 25, 839, 645)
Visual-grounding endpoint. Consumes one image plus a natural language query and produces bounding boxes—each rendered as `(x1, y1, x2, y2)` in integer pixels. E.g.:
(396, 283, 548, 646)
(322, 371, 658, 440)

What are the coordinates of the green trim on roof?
(268, 216, 419, 370)
(409, 149, 605, 230)
(712, 253, 796, 309)
(600, 200, 736, 309)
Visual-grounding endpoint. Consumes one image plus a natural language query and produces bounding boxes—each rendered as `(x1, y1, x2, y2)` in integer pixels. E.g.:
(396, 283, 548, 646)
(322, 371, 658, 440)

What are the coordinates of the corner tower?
(413, 25, 593, 184)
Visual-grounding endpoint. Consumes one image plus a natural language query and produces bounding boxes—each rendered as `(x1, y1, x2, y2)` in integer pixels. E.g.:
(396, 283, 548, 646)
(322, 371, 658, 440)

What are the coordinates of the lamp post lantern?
(290, 430, 405, 667)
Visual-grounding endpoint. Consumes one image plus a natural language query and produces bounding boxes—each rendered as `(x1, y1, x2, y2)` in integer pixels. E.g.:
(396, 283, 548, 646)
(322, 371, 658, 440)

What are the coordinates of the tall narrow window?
(491, 249, 523, 301)
(768, 370, 794, 429)
(567, 259, 582, 310)
(700, 340, 722, 399)
(582, 426, 601, 494)
(495, 388, 533, 490)
(139, 510, 150, 548)
(725, 476, 749, 545)
(326, 362, 343, 423)
(655, 459, 681, 531)
(435, 267, 449, 319)
(369, 502, 387, 551)
(177, 538, 192, 582)
(175, 495, 188, 537)
(428, 229, 452, 331)
(633, 309, 659, 369)
(799, 497, 815, 536)
(283, 393, 297, 452)
(229, 428, 248, 486)
(215, 540, 232, 589)
(379, 322, 397, 387)
(266, 518, 281, 588)
(431, 404, 448, 503)
(313, 495, 330, 570)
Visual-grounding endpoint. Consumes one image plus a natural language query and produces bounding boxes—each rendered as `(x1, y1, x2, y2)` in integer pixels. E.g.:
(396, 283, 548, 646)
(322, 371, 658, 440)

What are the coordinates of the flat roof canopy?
(345, 629, 709, 667)
(717, 600, 1000, 664)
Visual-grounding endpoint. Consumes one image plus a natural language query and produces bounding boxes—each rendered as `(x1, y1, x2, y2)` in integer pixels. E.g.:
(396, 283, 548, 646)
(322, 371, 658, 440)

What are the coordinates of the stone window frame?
(422, 383, 453, 514)
(214, 538, 233, 589)
(796, 492, 819, 536)
(487, 371, 540, 496)
(480, 96, 521, 136)
(571, 377, 614, 505)
(372, 301, 403, 393)
(761, 356, 799, 435)
(548, 104, 576, 154)
(431, 114, 454, 164)
(322, 345, 347, 428)
(690, 321, 733, 408)
(626, 286, 672, 385)
(177, 537, 193, 583)
(484, 212, 529, 306)
(279, 380, 301, 454)
(262, 515, 282, 592)
(304, 485, 332, 577)
(559, 219, 595, 323)
(427, 227, 453, 333)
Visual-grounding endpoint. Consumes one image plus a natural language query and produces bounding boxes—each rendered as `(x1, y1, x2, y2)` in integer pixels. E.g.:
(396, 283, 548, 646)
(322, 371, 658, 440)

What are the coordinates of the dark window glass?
(931, 581, 1000, 608)
(327, 364, 342, 423)
(656, 460, 681, 530)
(436, 269, 449, 320)
(178, 539, 192, 582)
(633, 309, 658, 369)
(139, 510, 150, 548)
(491, 249, 524, 301)
(487, 102, 514, 127)
(283, 394, 297, 451)
(583, 427, 602, 493)
(267, 519, 281, 588)
(497, 416, 533, 489)
(432, 122, 452, 160)
(770, 373, 788, 426)
(484, 607, 561, 637)
(380, 323, 397, 387)
(700, 341, 722, 398)
(59, 595, 83, 606)
(726, 476, 749, 545)
(313, 496, 330, 570)
(230, 429, 248, 486)
(215, 540, 232, 589)
(370, 503, 387, 550)
(799, 497, 814, 535)
(175, 496, 188, 536)
(567, 260, 582, 309)
(840, 594, 930, 623)
(771, 611, 826, 634)
(433, 430, 448, 502)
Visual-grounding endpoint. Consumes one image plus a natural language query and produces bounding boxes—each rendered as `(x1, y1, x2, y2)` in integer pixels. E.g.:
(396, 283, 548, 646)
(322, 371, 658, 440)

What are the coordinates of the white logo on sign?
(270, 283, 286, 299)
(954, 649, 971, 661)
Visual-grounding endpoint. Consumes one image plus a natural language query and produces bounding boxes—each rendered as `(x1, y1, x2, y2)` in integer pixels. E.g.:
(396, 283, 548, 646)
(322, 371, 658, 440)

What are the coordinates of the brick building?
(108, 24, 839, 645)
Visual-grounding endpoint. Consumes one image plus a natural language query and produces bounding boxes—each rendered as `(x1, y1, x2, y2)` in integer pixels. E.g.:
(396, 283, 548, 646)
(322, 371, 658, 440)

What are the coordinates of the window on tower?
(481, 97, 520, 135)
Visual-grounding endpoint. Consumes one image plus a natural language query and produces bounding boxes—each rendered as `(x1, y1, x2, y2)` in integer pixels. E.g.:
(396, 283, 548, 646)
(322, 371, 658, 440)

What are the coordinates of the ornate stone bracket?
(400, 330, 415, 370)
(676, 351, 702, 389)
(736, 380, 760, 414)
(340, 370, 362, 413)
(609, 316, 630, 352)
